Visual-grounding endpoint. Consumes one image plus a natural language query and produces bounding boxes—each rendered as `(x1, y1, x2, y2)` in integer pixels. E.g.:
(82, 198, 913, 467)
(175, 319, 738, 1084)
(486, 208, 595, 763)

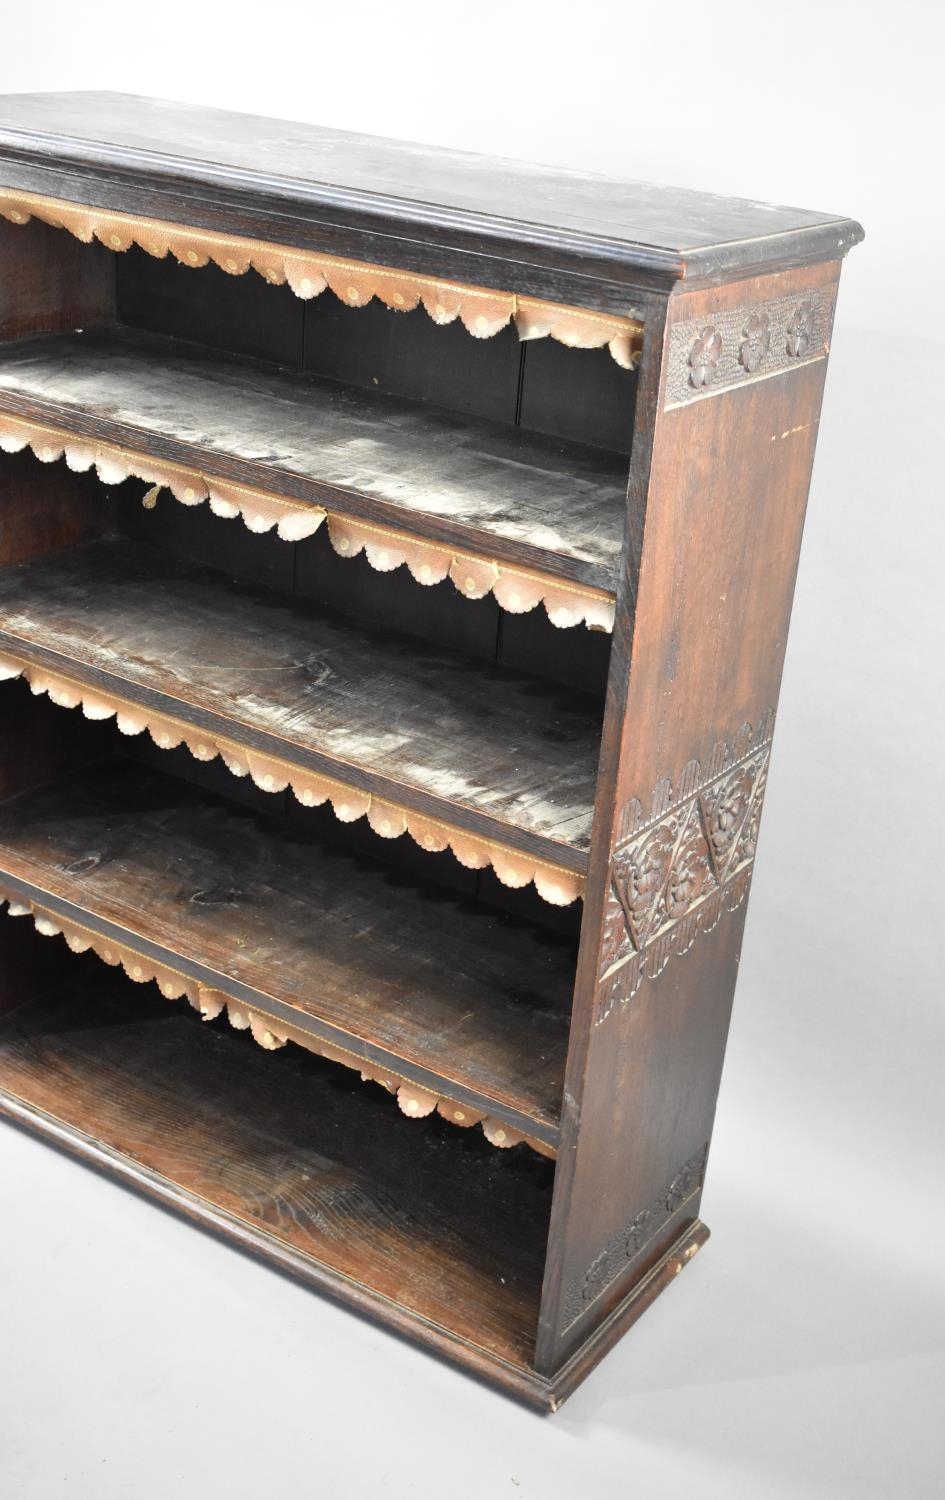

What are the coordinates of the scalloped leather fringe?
(0, 649, 585, 907)
(0, 412, 616, 633)
(0, 186, 643, 370)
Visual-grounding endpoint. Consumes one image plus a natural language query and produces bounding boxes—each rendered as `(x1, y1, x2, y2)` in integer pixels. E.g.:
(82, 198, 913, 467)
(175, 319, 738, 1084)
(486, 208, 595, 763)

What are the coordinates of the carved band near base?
(561, 1142, 709, 1329)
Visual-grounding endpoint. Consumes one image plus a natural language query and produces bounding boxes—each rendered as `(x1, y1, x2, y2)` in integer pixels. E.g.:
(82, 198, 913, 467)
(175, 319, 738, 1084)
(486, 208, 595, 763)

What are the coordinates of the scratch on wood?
(770, 419, 818, 442)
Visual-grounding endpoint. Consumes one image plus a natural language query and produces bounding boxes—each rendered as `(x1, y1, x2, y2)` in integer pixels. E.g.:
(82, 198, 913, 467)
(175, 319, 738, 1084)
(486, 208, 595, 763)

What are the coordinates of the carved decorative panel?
(561, 1142, 709, 1329)
(664, 286, 836, 408)
(594, 716, 774, 1025)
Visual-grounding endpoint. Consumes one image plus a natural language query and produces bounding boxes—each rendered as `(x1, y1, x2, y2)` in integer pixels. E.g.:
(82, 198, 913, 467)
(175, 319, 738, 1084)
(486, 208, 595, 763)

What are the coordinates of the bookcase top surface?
(0, 91, 863, 285)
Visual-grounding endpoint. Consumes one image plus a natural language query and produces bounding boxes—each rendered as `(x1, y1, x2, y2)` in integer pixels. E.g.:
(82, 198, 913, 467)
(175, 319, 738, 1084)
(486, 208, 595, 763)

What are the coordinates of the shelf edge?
(0, 867, 562, 1150)
(0, 632, 590, 895)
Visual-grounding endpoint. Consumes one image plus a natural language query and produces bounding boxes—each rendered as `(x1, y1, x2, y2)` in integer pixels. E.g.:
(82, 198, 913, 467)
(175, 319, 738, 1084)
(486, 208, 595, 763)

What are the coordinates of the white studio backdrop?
(0, 5, 942, 1498)
(0, 0, 938, 337)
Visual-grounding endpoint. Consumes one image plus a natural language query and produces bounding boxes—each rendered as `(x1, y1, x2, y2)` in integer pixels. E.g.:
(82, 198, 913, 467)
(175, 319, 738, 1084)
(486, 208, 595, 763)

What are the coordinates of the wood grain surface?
(0, 757, 576, 1138)
(0, 216, 113, 341)
(0, 958, 553, 1368)
(535, 261, 842, 1372)
(0, 94, 864, 1406)
(0, 537, 602, 863)
(0, 91, 864, 286)
(0, 328, 628, 587)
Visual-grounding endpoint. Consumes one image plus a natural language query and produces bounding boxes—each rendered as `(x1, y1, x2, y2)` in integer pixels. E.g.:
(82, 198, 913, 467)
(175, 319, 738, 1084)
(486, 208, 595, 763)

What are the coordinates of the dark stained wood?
(116, 245, 303, 369)
(0, 92, 864, 288)
(116, 249, 526, 429)
(0, 894, 78, 1015)
(118, 478, 296, 596)
(0, 215, 114, 341)
(0, 757, 576, 1141)
(121, 464, 610, 698)
(304, 296, 526, 427)
(0, 95, 863, 1408)
(290, 525, 504, 668)
(0, 677, 113, 802)
(132, 736, 294, 825)
(0, 923, 711, 1408)
(0, 537, 602, 866)
(496, 606, 613, 701)
(114, 249, 633, 468)
(0, 955, 554, 1374)
(518, 339, 636, 455)
(535, 261, 842, 1373)
(0, 327, 628, 590)
(117, 474, 610, 703)
(112, 235, 635, 468)
(0, 447, 113, 567)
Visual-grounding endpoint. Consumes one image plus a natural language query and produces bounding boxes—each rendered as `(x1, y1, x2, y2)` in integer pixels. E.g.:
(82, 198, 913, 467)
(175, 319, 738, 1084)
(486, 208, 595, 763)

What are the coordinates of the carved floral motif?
(611, 823, 676, 948)
(688, 326, 723, 387)
(786, 300, 815, 358)
(738, 756, 768, 863)
(665, 815, 712, 919)
(665, 288, 836, 407)
(739, 310, 771, 372)
(701, 764, 756, 875)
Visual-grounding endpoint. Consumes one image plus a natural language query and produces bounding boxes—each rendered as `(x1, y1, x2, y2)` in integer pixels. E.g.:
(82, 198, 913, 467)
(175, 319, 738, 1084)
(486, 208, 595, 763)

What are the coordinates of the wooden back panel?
(0, 217, 114, 340)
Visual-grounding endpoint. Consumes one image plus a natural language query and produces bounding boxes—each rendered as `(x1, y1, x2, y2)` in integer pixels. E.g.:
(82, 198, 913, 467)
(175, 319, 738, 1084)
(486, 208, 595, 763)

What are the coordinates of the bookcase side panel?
(536, 258, 844, 1374)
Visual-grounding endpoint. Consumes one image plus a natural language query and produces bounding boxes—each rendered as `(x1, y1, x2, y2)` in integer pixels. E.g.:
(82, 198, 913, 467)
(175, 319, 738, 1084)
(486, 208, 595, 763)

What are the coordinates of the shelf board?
(0, 966, 553, 1384)
(0, 328, 627, 591)
(0, 538, 599, 880)
(0, 758, 575, 1145)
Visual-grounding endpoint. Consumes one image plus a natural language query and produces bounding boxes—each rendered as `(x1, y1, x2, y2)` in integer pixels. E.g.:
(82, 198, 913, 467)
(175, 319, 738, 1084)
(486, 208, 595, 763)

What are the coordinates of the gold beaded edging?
(0, 647, 586, 907)
(0, 185, 643, 369)
(0, 411, 616, 632)
(0, 887, 555, 1158)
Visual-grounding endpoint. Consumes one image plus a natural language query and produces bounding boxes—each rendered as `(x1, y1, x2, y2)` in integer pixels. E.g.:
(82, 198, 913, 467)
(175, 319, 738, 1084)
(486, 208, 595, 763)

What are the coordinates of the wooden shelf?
(0, 964, 555, 1388)
(0, 757, 575, 1147)
(0, 537, 600, 891)
(0, 328, 628, 592)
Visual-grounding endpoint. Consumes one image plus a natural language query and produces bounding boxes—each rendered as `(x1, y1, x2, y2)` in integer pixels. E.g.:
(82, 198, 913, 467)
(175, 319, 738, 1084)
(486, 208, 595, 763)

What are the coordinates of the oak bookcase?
(0, 92, 862, 1409)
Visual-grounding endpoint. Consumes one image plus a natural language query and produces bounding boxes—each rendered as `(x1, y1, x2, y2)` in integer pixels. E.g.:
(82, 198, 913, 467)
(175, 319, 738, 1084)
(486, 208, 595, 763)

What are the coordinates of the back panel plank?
(116, 246, 304, 369)
(0, 216, 114, 340)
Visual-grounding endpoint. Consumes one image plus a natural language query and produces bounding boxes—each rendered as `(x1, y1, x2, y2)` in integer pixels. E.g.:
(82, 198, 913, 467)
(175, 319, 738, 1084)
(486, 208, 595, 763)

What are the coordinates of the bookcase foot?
(521, 1219, 710, 1412)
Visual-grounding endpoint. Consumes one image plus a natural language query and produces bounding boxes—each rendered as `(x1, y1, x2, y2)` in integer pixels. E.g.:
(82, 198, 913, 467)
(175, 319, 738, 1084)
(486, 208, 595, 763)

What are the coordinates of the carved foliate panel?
(561, 1142, 709, 1329)
(664, 285, 836, 408)
(595, 717, 774, 1025)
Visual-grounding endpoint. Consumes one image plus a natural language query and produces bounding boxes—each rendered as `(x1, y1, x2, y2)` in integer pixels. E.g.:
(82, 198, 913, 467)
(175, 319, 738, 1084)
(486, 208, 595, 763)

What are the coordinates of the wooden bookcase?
(0, 92, 862, 1410)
